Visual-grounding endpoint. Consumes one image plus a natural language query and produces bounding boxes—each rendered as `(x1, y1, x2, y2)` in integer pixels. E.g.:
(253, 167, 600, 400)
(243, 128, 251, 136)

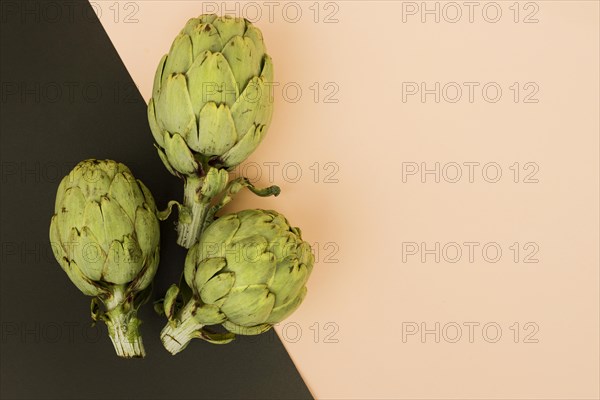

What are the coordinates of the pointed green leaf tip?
(164, 284, 180, 320)
(148, 14, 274, 176)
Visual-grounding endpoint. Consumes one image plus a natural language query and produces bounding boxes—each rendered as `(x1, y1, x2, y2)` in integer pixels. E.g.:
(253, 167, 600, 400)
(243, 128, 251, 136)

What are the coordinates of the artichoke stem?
(104, 304, 145, 358)
(160, 300, 203, 355)
(177, 177, 210, 248)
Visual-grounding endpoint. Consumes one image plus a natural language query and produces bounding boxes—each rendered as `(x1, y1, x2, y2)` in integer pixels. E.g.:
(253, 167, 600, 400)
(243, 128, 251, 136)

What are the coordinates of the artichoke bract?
(147, 14, 276, 249)
(160, 209, 314, 355)
(49, 160, 160, 358)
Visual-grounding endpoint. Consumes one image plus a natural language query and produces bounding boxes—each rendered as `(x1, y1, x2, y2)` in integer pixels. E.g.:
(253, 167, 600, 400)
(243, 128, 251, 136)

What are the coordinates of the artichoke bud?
(160, 209, 314, 354)
(149, 14, 275, 176)
(49, 159, 161, 358)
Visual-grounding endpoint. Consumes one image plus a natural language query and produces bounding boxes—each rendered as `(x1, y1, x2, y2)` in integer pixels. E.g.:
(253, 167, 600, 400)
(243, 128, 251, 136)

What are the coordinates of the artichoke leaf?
(243, 25, 266, 58)
(221, 124, 266, 168)
(100, 196, 132, 244)
(197, 103, 237, 156)
(148, 98, 164, 148)
(200, 271, 235, 304)
(225, 246, 275, 286)
(107, 173, 139, 222)
(198, 14, 218, 24)
(212, 16, 246, 45)
(56, 187, 86, 244)
(200, 167, 229, 198)
(163, 34, 193, 80)
(135, 205, 160, 254)
(157, 200, 189, 222)
(137, 180, 157, 212)
(102, 236, 143, 284)
(163, 284, 180, 320)
(127, 249, 159, 293)
(222, 320, 271, 336)
(220, 284, 275, 326)
(266, 287, 307, 324)
(154, 144, 179, 177)
(152, 54, 167, 100)
(163, 133, 198, 176)
(231, 76, 266, 139)
(189, 23, 222, 58)
(197, 214, 240, 257)
(156, 74, 197, 141)
(90, 297, 103, 324)
(193, 304, 226, 325)
(192, 257, 227, 291)
(194, 328, 235, 344)
(181, 17, 201, 35)
(268, 259, 308, 307)
(222, 35, 261, 94)
(71, 226, 105, 281)
(187, 51, 238, 112)
(66, 260, 106, 297)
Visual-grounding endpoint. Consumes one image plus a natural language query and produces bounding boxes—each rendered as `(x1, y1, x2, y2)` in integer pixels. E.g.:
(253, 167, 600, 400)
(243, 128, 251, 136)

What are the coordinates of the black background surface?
(0, 1, 312, 399)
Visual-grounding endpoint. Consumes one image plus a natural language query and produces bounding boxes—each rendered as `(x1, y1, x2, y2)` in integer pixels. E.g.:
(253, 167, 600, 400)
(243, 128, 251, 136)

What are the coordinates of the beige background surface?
(96, 1, 600, 398)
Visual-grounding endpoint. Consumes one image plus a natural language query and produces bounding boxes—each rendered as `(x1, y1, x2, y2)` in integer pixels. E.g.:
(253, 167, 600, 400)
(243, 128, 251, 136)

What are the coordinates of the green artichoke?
(49, 160, 160, 358)
(148, 14, 274, 176)
(148, 14, 276, 249)
(160, 209, 314, 354)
